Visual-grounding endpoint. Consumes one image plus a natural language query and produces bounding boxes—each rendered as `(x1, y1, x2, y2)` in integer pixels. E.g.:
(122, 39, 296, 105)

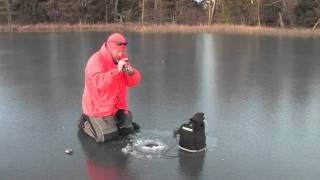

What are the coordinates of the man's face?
(112, 50, 125, 62)
(106, 35, 127, 63)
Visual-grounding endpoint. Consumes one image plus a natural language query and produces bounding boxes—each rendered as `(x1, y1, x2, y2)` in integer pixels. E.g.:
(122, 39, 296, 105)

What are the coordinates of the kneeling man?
(79, 33, 141, 142)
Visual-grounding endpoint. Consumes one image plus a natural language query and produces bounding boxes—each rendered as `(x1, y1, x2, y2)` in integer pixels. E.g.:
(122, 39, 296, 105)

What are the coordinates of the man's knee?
(80, 115, 119, 142)
(99, 116, 119, 142)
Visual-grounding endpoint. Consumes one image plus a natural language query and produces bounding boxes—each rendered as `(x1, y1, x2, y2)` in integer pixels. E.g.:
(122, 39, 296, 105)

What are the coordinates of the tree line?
(0, 0, 319, 28)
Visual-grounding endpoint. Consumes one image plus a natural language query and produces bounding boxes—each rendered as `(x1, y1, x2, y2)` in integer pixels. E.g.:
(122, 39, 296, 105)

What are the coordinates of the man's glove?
(115, 109, 126, 125)
(123, 64, 134, 75)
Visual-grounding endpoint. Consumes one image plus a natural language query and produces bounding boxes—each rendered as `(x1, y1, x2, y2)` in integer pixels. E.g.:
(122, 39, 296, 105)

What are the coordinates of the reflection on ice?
(205, 131, 218, 151)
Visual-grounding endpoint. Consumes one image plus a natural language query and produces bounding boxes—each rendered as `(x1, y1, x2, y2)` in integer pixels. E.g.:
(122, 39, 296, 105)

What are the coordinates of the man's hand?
(123, 64, 134, 76)
(117, 58, 128, 72)
(117, 58, 135, 76)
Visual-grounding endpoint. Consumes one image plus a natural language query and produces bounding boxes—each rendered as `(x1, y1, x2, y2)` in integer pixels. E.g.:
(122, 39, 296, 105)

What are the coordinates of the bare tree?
(114, 0, 118, 22)
(264, 0, 299, 27)
(313, 18, 320, 30)
(105, 0, 108, 24)
(141, 0, 144, 23)
(208, 0, 216, 25)
(199, 0, 216, 25)
(264, 0, 286, 27)
(174, 0, 179, 24)
(257, 0, 261, 26)
(6, 0, 12, 26)
(285, 0, 298, 26)
(114, 0, 123, 22)
(50, 0, 58, 24)
(250, 0, 261, 26)
(154, 0, 161, 24)
(279, 0, 285, 27)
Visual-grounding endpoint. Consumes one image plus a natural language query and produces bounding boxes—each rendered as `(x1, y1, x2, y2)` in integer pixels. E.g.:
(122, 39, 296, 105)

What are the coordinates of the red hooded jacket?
(82, 33, 141, 117)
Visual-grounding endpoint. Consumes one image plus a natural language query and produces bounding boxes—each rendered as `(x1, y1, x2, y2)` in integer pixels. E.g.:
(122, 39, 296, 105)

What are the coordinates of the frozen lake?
(0, 32, 319, 180)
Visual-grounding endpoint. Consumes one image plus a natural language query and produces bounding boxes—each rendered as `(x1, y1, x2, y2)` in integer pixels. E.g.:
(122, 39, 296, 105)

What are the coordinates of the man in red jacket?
(79, 33, 141, 142)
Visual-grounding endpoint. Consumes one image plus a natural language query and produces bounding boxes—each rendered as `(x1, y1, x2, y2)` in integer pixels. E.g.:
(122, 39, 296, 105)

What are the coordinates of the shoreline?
(1, 23, 320, 38)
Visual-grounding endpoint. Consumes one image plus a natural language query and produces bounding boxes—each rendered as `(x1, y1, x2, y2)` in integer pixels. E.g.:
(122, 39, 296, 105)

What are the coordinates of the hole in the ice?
(144, 143, 160, 148)
(136, 140, 167, 153)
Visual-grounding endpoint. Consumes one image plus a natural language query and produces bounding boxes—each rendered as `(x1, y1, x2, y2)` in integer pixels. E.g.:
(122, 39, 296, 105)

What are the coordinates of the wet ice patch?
(121, 130, 174, 159)
(121, 129, 218, 159)
(122, 138, 168, 159)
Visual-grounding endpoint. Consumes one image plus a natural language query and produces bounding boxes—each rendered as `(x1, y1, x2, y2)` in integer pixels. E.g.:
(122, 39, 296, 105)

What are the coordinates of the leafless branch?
(264, 0, 281, 6)
(313, 18, 320, 30)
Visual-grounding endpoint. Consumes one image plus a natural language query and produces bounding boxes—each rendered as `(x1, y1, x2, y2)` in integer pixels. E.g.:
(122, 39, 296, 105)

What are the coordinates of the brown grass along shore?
(1, 23, 320, 38)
